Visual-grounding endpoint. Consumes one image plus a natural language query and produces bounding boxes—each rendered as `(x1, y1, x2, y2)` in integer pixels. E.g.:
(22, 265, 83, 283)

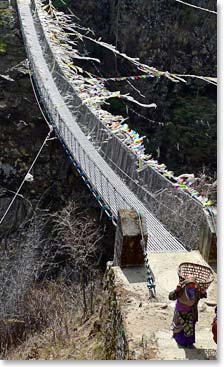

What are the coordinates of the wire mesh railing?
(23, 41, 130, 223)
(26, 0, 214, 251)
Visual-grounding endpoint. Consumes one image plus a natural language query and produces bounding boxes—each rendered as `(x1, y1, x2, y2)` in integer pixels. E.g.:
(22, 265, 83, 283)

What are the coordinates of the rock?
(205, 301, 217, 307)
(155, 303, 168, 309)
(199, 303, 206, 312)
(0, 101, 7, 109)
(0, 195, 31, 236)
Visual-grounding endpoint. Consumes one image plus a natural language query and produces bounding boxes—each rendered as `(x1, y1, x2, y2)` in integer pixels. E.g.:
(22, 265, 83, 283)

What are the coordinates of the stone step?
(155, 330, 216, 360)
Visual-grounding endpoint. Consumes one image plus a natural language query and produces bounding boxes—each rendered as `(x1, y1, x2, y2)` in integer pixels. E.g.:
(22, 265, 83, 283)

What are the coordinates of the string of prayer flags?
(36, 0, 214, 208)
(119, 95, 157, 108)
(89, 73, 157, 82)
(173, 175, 213, 206)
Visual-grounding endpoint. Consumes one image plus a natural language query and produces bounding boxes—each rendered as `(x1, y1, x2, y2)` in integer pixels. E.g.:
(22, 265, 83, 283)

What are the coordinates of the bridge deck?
(17, 0, 186, 253)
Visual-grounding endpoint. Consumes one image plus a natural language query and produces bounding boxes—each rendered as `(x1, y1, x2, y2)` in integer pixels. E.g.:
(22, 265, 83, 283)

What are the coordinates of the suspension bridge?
(16, 0, 215, 259)
(0, 2, 217, 359)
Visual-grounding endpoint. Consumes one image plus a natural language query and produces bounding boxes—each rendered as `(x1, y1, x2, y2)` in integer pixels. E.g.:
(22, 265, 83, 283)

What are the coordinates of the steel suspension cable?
(136, 209, 156, 299)
(0, 128, 53, 226)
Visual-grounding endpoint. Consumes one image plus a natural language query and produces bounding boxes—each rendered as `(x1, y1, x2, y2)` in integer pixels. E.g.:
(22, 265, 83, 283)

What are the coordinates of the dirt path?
(113, 250, 217, 360)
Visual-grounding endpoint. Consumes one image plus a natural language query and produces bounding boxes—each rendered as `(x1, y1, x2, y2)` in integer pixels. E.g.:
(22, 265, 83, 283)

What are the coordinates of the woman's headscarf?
(180, 275, 197, 286)
(181, 276, 197, 300)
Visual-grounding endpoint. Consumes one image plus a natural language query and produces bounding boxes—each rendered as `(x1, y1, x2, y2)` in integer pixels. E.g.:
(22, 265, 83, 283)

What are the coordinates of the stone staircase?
(155, 326, 216, 360)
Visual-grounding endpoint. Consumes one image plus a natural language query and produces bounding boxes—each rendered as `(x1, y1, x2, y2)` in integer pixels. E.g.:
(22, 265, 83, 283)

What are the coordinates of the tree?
(51, 201, 104, 317)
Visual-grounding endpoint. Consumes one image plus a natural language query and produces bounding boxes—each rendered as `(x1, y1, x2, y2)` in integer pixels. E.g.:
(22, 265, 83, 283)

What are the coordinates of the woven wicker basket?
(178, 262, 214, 290)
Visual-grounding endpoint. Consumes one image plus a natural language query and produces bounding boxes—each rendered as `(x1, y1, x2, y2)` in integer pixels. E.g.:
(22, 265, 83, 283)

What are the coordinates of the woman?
(169, 276, 207, 347)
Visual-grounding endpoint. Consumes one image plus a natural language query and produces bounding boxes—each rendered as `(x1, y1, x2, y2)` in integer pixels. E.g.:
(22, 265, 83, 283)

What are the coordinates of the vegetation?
(52, 0, 71, 11)
(0, 198, 108, 359)
(2, 280, 104, 360)
(0, 40, 6, 54)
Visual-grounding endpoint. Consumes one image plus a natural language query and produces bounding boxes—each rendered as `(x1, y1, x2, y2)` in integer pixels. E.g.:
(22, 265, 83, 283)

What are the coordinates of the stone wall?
(99, 262, 127, 360)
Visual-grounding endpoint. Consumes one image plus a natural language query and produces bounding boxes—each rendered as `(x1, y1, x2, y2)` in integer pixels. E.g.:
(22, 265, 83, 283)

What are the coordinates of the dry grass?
(6, 315, 105, 360)
(0, 199, 108, 360)
(3, 279, 104, 360)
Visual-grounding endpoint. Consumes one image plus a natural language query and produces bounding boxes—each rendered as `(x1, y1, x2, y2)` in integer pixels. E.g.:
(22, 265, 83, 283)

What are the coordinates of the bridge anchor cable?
(136, 209, 156, 299)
